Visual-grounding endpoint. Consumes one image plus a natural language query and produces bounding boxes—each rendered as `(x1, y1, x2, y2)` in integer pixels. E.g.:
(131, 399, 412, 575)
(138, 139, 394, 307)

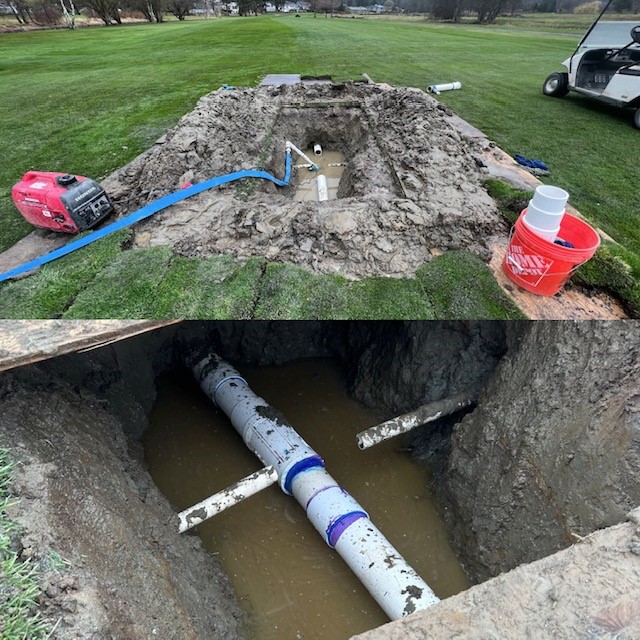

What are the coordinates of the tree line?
(1, 0, 637, 28)
(0, 0, 198, 26)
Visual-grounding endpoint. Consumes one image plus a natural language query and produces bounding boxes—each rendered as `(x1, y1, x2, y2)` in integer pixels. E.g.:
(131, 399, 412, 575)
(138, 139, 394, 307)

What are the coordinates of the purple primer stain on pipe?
(305, 484, 341, 511)
(327, 511, 368, 548)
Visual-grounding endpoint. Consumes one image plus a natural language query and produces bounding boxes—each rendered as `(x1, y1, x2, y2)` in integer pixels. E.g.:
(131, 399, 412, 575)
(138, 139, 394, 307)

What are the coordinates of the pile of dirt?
(102, 83, 505, 279)
(436, 321, 640, 583)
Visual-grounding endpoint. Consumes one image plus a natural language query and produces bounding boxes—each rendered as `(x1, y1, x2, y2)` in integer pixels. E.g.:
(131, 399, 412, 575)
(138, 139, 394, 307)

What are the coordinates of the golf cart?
(543, 0, 640, 129)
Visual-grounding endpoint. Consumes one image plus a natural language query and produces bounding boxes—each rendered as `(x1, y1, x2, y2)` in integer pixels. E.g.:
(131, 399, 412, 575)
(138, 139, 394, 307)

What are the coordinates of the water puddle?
(143, 358, 469, 640)
(294, 150, 346, 201)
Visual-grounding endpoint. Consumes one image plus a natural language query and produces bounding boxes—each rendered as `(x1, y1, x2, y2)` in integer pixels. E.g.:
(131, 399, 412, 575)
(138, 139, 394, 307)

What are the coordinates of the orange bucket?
(502, 211, 600, 296)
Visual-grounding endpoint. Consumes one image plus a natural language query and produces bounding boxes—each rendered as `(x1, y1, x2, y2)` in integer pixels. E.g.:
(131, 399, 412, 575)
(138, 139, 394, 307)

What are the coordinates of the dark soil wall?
(437, 321, 640, 583)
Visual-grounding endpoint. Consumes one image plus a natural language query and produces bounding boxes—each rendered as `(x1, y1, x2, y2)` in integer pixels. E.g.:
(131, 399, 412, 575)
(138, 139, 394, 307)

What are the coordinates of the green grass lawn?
(0, 13, 638, 317)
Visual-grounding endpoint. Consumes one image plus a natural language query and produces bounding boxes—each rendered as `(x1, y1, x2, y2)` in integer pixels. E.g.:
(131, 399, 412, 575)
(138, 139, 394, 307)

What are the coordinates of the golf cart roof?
(579, 21, 640, 49)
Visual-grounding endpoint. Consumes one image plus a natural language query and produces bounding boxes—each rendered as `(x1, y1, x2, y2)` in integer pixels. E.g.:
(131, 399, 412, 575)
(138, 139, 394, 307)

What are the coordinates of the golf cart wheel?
(634, 108, 640, 130)
(543, 72, 569, 97)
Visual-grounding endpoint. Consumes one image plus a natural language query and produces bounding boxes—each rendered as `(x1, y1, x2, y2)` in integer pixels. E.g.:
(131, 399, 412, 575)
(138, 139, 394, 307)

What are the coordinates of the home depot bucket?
(502, 210, 600, 296)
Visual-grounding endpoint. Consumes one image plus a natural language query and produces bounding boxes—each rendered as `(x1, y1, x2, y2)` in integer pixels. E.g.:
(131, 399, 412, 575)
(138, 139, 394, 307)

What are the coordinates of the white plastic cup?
(524, 201, 565, 231)
(522, 216, 559, 243)
(531, 185, 569, 215)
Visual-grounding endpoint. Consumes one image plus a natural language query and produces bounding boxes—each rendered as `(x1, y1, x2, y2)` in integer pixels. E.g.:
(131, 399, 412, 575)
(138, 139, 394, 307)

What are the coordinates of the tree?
(430, 0, 467, 21)
(1, 0, 33, 22)
(474, 0, 504, 22)
(167, 0, 192, 18)
(59, 0, 76, 26)
(84, 0, 121, 24)
(237, 0, 264, 14)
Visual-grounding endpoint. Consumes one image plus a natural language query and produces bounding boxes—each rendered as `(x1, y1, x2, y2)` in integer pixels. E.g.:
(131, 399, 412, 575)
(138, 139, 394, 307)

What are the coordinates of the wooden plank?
(0, 320, 180, 372)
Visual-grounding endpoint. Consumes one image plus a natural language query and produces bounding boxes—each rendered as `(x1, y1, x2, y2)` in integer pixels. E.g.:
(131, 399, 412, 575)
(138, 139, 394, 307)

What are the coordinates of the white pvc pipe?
(286, 141, 318, 170)
(356, 391, 478, 450)
(189, 353, 440, 620)
(317, 174, 329, 202)
(178, 466, 278, 533)
(313, 143, 323, 156)
(427, 81, 462, 95)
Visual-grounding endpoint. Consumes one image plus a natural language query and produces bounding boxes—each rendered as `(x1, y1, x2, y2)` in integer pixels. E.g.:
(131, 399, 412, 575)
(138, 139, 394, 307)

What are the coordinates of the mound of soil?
(102, 83, 505, 279)
(0, 354, 243, 640)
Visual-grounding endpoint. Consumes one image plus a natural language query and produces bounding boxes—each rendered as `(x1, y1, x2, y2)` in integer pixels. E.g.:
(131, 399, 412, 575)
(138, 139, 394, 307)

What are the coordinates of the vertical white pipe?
(317, 174, 329, 202)
(313, 143, 323, 156)
(188, 353, 440, 620)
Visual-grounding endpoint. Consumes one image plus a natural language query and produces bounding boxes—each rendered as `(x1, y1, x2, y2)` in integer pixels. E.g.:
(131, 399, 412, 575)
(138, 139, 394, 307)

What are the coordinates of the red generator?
(12, 171, 114, 234)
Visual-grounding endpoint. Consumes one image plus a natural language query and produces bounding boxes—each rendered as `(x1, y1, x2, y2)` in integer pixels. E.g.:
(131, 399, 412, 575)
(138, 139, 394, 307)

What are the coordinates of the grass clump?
(484, 178, 532, 225)
(254, 263, 353, 319)
(417, 251, 527, 319)
(0, 449, 50, 639)
(573, 240, 640, 317)
(254, 262, 438, 319)
(0, 230, 130, 319)
(346, 276, 435, 319)
(63, 245, 173, 318)
(151, 254, 264, 319)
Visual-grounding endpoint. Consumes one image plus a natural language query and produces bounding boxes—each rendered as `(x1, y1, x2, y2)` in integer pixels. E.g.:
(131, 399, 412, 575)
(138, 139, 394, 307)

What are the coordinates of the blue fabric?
(0, 153, 292, 283)
(513, 154, 549, 171)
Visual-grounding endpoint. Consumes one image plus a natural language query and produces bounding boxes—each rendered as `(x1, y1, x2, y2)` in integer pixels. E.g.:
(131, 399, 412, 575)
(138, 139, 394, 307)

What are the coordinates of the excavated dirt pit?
(0, 321, 507, 639)
(102, 83, 505, 278)
(3, 321, 637, 638)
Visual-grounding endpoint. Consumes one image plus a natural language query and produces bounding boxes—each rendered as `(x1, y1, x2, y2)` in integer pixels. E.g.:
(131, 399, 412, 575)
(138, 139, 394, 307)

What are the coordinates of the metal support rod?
(178, 466, 278, 533)
(356, 391, 478, 450)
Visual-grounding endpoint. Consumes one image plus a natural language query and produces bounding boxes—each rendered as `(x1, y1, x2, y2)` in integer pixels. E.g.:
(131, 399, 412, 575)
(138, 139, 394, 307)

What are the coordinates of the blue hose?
(0, 152, 292, 284)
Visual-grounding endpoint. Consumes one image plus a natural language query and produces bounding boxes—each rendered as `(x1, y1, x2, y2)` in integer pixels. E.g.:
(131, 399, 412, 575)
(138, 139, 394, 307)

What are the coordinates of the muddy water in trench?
(144, 359, 469, 640)
(294, 150, 346, 201)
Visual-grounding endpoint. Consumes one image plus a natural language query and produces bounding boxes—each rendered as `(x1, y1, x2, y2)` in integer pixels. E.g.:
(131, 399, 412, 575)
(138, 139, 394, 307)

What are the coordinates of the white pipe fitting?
(189, 353, 440, 620)
(427, 81, 462, 95)
(286, 141, 318, 171)
(317, 174, 329, 202)
(523, 185, 570, 242)
(313, 143, 323, 156)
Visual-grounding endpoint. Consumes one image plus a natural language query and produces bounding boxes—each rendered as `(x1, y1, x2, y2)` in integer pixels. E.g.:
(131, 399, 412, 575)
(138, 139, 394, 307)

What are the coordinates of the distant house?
(347, 4, 387, 13)
(221, 1, 239, 14)
(266, 1, 304, 11)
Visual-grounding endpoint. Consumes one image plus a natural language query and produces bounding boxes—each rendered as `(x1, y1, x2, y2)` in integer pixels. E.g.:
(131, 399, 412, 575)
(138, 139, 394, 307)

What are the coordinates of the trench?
(143, 357, 469, 640)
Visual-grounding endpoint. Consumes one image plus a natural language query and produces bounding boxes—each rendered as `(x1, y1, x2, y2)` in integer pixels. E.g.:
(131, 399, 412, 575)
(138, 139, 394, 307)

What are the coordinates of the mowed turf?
(0, 14, 637, 318)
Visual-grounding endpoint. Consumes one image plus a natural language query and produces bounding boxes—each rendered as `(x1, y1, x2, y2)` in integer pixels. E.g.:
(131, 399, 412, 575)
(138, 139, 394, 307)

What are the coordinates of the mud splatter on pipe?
(356, 391, 478, 450)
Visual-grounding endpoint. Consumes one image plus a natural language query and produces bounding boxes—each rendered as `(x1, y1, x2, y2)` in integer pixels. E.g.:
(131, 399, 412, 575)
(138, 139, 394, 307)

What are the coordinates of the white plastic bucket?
(522, 215, 559, 243)
(531, 185, 569, 214)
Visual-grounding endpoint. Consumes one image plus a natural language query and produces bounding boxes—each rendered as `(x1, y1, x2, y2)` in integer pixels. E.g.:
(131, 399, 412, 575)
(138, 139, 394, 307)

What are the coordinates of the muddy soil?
(102, 83, 505, 279)
(430, 321, 640, 583)
(0, 349, 243, 639)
